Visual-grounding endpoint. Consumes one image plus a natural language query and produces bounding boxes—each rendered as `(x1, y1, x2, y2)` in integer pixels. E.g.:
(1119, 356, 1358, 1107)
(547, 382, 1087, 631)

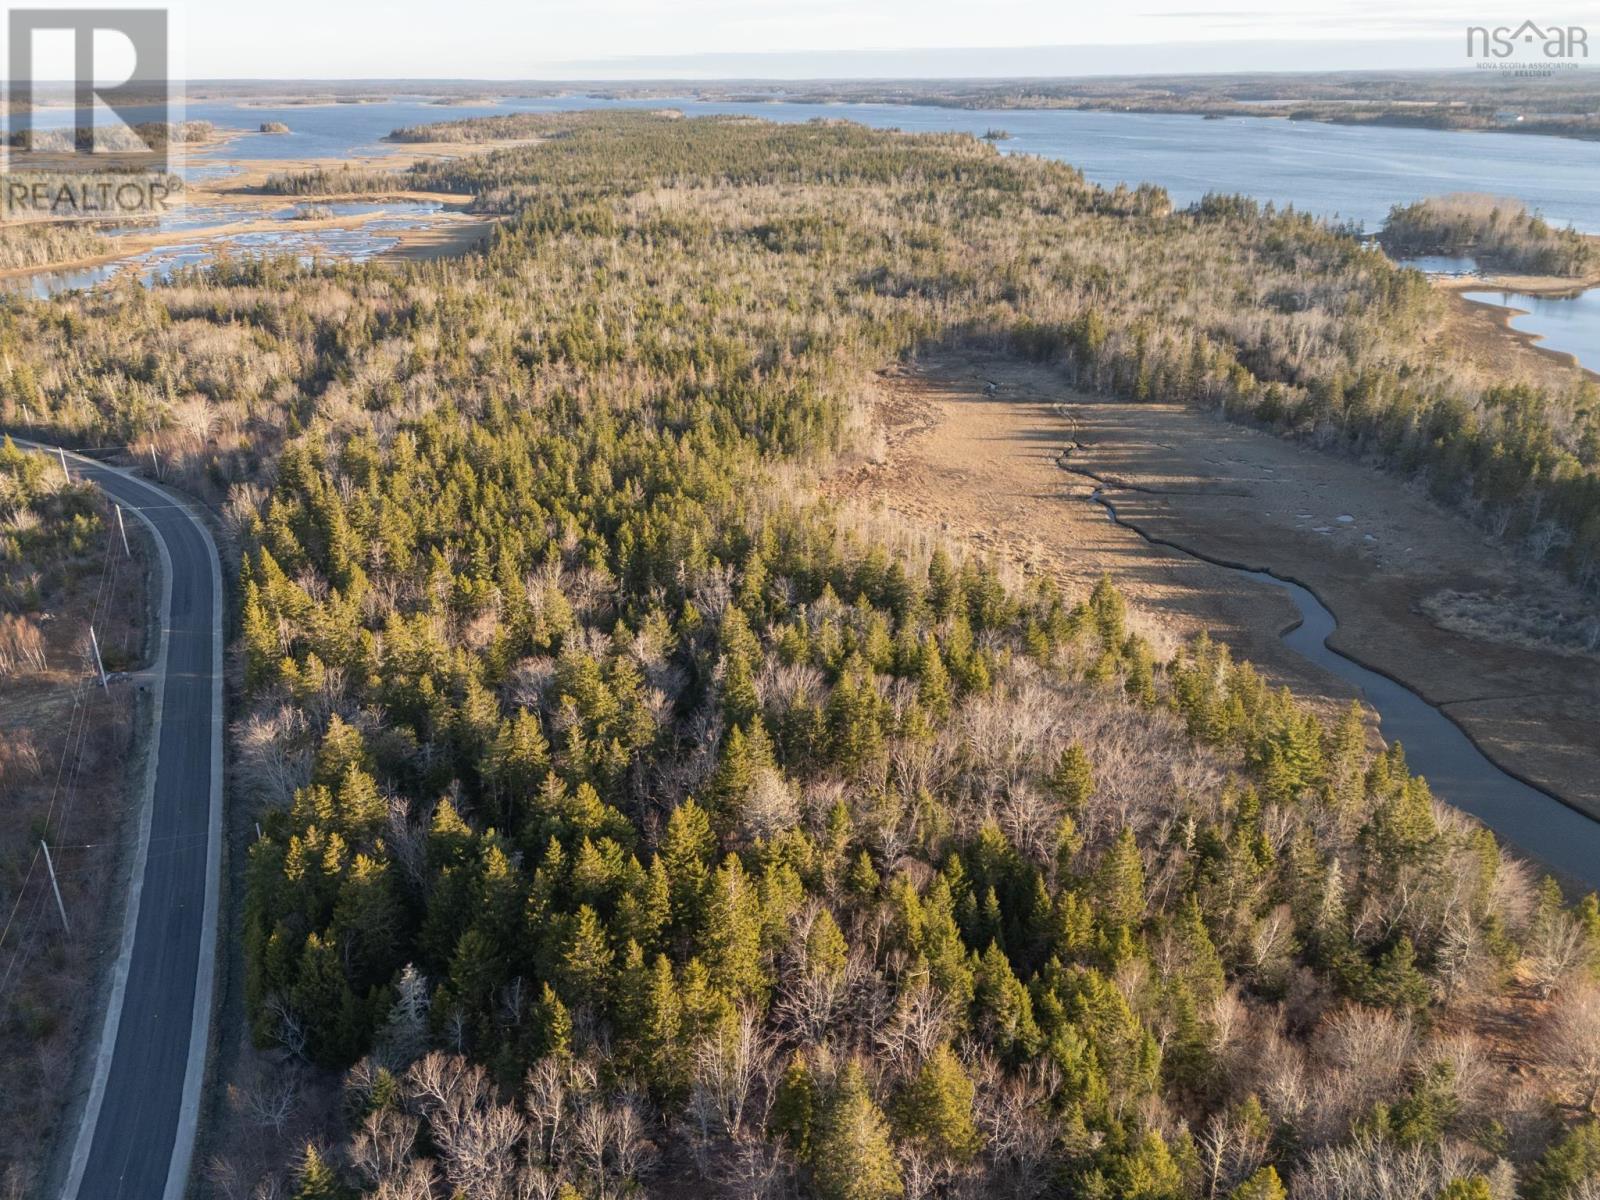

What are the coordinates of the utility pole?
(41, 841, 69, 933)
(89, 625, 108, 689)
(149, 443, 160, 479)
(57, 445, 70, 484)
(115, 504, 130, 556)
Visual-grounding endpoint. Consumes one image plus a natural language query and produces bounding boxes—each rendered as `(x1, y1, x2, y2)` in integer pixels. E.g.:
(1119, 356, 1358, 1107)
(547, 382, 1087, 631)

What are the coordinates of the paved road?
(28, 445, 223, 1200)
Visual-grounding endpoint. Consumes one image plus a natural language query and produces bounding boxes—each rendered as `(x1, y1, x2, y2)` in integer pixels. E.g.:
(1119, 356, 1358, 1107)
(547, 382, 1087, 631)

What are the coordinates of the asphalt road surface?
(35, 447, 223, 1200)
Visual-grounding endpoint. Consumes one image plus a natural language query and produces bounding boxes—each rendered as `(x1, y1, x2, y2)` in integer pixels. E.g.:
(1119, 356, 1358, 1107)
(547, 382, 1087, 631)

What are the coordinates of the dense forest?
(1379, 195, 1598, 278)
(3, 113, 1600, 1199)
(206, 115, 1600, 593)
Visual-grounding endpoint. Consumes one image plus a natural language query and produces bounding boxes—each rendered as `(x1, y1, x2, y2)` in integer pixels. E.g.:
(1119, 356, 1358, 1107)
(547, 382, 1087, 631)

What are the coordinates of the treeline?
(387, 112, 566, 143)
(261, 163, 454, 196)
(1379, 194, 1599, 277)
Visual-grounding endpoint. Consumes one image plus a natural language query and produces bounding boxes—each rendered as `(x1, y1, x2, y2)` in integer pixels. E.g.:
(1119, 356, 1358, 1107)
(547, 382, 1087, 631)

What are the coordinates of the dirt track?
(840, 355, 1600, 822)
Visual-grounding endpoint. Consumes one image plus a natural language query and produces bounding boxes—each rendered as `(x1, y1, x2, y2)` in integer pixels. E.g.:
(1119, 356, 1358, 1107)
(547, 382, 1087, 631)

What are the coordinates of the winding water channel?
(1087, 486, 1600, 890)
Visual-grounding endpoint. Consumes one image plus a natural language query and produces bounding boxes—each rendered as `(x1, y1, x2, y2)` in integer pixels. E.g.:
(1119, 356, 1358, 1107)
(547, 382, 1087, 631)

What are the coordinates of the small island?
(1380, 192, 1597, 277)
(258, 120, 291, 134)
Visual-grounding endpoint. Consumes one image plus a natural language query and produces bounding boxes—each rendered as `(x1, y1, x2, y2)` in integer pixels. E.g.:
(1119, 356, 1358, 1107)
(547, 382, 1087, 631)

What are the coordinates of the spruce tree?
(1048, 743, 1095, 814)
(894, 1044, 983, 1163)
(704, 855, 766, 1000)
(770, 1051, 819, 1160)
(661, 798, 716, 935)
(805, 907, 849, 980)
(1096, 827, 1146, 930)
(812, 1062, 904, 1200)
(292, 1144, 348, 1200)
(558, 904, 614, 1001)
(1229, 1166, 1288, 1200)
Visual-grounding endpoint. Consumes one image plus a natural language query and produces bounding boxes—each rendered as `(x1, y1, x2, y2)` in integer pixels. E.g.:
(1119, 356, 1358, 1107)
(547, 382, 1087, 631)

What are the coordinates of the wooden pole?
(115, 504, 131, 556)
(41, 841, 69, 933)
(89, 625, 108, 689)
(57, 446, 70, 484)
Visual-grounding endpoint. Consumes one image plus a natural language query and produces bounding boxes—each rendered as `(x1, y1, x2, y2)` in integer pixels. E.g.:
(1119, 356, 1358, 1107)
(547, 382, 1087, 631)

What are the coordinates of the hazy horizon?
(31, 0, 1590, 80)
(163, 42, 1573, 84)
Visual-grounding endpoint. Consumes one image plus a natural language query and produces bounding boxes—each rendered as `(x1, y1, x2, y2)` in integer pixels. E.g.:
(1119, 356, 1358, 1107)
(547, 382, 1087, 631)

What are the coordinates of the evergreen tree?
(812, 1062, 904, 1200)
(1096, 827, 1146, 930)
(332, 852, 405, 990)
(894, 1044, 983, 1163)
(1526, 1120, 1600, 1200)
(916, 637, 952, 721)
(1049, 743, 1095, 814)
(662, 798, 716, 935)
(1370, 936, 1431, 1017)
(535, 982, 573, 1059)
(293, 932, 366, 1068)
(483, 707, 550, 819)
(846, 850, 882, 898)
(709, 721, 775, 833)
(292, 1144, 349, 1200)
(806, 907, 849, 980)
(558, 904, 614, 1001)
(1229, 1166, 1288, 1200)
(974, 941, 1042, 1062)
(705, 856, 766, 1000)
(770, 1051, 819, 1160)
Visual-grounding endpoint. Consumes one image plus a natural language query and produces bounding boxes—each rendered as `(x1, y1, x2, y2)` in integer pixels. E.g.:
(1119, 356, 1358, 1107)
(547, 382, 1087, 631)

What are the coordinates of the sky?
(14, 0, 1600, 79)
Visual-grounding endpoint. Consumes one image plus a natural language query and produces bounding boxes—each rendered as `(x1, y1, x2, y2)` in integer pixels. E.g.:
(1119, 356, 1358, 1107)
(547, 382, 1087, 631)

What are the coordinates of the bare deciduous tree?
(1542, 985, 1600, 1114)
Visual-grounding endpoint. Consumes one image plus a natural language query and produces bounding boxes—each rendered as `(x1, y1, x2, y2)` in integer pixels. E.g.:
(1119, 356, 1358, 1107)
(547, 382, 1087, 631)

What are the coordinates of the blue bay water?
(15, 94, 1600, 231)
(1463, 287, 1600, 374)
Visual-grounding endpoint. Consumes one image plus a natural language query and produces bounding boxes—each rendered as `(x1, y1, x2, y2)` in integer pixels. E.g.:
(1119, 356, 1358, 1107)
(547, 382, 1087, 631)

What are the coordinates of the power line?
(0, 477, 136, 1005)
(0, 848, 42, 956)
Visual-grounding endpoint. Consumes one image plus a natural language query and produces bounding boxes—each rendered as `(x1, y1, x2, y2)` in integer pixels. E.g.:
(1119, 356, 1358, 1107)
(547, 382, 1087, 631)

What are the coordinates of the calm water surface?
(15, 95, 1600, 229)
(1462, 287, 1600, 373)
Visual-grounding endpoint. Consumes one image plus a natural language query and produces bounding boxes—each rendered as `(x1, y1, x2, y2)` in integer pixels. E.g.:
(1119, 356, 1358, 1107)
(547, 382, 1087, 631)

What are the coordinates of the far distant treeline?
(1379, 193, 1598, 278)
(3, 119, 214, 152)
(599, 71, 1600, 143)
